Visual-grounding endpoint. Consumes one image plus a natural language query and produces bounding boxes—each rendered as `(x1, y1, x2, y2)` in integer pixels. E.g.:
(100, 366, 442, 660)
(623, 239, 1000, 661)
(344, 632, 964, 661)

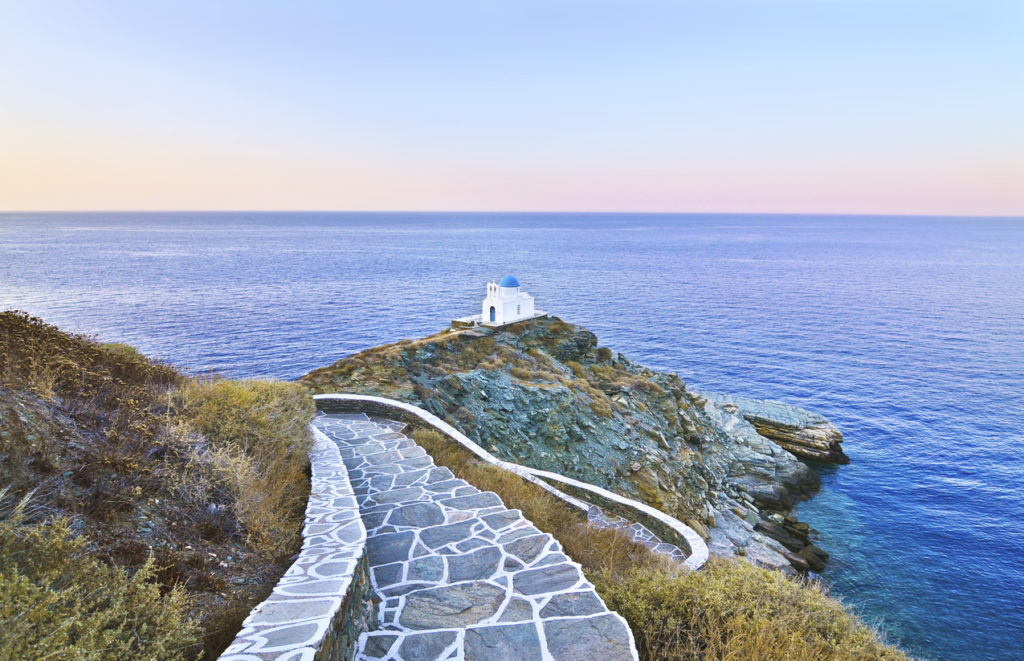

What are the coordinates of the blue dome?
(499, 275, 520, 287)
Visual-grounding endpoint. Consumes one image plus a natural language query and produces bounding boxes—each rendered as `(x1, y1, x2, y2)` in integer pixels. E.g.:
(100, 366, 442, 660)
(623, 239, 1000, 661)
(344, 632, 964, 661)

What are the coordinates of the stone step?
(313, 414, 637, 661)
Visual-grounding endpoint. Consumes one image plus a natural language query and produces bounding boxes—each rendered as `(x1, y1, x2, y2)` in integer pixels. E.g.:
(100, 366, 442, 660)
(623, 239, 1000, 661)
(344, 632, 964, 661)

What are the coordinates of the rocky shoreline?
(705, 393, 849, 464)
(302, 316, 849, 574)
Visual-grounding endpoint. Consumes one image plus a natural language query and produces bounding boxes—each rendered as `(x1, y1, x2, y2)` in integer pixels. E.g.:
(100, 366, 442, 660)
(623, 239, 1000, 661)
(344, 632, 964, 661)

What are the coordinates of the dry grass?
(565, 360, 588, 379)
(172, 379, 314, 557)
(409, 426, 909, 661)
(592, 559, 909, 661)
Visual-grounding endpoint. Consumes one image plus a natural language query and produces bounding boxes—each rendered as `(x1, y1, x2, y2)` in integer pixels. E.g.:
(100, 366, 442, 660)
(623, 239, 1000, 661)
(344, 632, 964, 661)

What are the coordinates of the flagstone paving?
(314, 412, 638, 661)
(586, 507, 688, 563)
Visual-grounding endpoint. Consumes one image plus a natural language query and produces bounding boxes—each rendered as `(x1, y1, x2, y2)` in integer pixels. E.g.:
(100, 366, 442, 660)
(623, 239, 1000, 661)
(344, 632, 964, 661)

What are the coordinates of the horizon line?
(2, 209, 1023, 219)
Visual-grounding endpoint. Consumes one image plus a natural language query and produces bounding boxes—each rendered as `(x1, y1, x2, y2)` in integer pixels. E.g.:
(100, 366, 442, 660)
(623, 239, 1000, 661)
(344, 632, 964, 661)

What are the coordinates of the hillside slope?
(0, 312, 314, 659)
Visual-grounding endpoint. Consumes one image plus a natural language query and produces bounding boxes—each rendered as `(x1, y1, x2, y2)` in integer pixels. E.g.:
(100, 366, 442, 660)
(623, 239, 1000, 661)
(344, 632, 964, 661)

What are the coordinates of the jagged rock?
(420, 520, 476, 548)
(798, 544, 830, 572)
(465, 623, 542, 660)
(685, 517, 709, 539)
(387, 502, 445, 527)
(366, 531, 415, 565)
(754, 520, 807, 552)
(362, 634, 398, 657)
(513, 564, 582, 595)
(783, 550, 811, 572)
(706, 394, 849, 464)
(504, 533, 549, 563)
(540, 591, 606, 617)
(447, 546, 502, 581)
(497, 597, 533, 623)
(740, 540, 797, 575)
(399, 631, 458, 659)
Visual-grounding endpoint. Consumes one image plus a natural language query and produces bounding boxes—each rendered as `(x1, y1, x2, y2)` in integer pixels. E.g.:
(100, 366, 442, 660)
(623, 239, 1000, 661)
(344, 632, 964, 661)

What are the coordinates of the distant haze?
(1, 1, 1022, 215)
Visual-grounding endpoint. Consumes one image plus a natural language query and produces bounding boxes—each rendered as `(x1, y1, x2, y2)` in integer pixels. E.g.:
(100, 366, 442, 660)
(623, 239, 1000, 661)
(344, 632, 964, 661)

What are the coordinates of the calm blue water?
(2, 212, 1022, 660)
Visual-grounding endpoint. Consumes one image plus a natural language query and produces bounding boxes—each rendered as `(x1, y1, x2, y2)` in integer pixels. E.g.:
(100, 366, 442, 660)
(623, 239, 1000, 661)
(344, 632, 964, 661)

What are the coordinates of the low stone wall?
(219, 427, 374, 661)
(314, 393, 709, 571)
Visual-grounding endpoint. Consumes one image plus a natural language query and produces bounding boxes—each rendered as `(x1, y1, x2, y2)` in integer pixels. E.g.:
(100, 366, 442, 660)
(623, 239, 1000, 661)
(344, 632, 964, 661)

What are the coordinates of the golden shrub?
(509, 367, 536, 380)
(590, 398, 614, 418)
(565, 360, 588, 379)
(591, 559, 909, 661)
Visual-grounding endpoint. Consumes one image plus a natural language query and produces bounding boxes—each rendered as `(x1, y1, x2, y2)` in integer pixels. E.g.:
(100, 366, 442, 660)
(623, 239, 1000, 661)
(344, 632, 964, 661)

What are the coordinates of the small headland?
(302, 315, 845, 574)
(0, 311, 315, 660)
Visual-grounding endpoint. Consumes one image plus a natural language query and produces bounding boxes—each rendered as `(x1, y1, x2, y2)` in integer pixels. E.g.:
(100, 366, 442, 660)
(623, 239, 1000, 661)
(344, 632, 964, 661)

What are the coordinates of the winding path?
(315, 412, 638, 661)
(314, 393, 709, 572)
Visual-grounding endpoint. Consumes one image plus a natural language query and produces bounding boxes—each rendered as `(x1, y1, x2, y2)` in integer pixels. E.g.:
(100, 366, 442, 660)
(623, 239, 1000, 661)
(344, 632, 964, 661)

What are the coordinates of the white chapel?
(452, 275, 545, 328)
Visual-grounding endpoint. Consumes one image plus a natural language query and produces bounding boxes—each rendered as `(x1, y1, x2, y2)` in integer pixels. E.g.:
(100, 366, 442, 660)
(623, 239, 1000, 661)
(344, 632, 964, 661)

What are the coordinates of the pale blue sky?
(1, 1, 1022, 213)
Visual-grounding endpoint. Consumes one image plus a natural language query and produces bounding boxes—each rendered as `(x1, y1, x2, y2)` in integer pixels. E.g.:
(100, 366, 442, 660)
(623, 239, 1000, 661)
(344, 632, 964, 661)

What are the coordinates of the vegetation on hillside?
(0, 311, 315, 659)
(412, 426, 908, 661)
(0, 493, 198, 660)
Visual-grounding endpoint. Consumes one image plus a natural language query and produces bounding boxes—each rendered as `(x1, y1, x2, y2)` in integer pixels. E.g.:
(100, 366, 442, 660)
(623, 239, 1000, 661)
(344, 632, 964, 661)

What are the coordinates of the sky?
(1, 0, 1022, 215)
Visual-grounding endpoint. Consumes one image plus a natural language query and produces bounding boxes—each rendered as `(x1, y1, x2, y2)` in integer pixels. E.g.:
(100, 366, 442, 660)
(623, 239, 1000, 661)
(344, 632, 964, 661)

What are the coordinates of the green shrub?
(99, 341, 148, 362)
(0, 499, 200, 661)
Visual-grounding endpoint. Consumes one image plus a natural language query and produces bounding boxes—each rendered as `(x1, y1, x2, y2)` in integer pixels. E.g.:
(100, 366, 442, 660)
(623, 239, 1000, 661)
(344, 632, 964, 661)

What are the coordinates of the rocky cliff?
(301, 316, 844, 573)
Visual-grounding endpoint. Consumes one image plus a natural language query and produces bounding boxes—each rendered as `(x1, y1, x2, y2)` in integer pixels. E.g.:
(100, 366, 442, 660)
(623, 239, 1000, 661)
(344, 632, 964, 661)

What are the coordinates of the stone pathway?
(314, 413, 637, 661)
(586, 506, 688, 564)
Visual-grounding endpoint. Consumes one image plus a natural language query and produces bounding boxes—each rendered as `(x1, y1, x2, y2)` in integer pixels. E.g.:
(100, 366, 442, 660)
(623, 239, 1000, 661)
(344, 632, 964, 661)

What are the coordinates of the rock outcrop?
(302, 317, 842, 573)
(705, 394, 849, 464)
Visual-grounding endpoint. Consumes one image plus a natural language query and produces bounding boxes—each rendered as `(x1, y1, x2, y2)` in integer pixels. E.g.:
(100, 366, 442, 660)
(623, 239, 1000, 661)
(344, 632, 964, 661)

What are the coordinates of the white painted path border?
(313, 393, 709, 571)
(218, 425, 370, 661)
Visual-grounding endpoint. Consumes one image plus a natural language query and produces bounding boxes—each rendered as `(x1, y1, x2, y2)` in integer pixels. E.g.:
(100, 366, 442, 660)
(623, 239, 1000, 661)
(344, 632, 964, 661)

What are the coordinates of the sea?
(1, 212, 1022, 660)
